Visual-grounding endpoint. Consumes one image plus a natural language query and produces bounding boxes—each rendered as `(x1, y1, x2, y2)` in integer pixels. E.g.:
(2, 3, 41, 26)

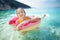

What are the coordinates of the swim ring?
(9, 16, 40, 32)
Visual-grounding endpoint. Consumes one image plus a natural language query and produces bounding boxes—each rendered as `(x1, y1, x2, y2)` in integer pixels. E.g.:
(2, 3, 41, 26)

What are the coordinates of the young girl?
(16, 7, 47, 30)
(9, 7, 46, 34)
(15, 8, 40, 30)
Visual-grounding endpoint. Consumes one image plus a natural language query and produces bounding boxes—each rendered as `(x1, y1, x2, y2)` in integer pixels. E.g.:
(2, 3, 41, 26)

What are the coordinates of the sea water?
(0, 7, 60, 40)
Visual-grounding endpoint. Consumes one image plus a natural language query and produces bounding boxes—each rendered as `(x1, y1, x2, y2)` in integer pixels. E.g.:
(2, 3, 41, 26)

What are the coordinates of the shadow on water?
(0, 8, 60, 40)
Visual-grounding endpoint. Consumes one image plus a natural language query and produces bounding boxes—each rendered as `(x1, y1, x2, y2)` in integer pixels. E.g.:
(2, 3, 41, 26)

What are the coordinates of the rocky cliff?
(0, 0, 31, 10)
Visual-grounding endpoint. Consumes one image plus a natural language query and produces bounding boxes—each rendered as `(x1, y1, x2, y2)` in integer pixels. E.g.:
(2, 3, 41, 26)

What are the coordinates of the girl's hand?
(41, 14, 46, 18)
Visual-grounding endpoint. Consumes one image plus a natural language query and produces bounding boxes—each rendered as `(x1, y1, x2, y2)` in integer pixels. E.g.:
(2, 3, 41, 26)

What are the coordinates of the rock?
(0, 0, 31, 10)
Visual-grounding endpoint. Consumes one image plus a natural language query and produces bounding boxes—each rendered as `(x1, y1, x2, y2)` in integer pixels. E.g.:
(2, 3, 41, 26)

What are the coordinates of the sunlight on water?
(0, 8, 60, 40)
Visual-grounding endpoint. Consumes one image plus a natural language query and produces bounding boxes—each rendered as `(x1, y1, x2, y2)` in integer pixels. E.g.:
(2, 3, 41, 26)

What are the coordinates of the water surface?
(0, 8, 60, 40)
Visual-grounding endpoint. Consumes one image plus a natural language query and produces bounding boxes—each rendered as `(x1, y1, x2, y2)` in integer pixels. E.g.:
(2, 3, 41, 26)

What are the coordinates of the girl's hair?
(16, 7, 26, 14)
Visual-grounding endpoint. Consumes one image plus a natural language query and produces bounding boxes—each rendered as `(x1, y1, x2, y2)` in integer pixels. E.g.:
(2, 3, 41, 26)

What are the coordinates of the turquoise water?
(0, 8, 60, 40)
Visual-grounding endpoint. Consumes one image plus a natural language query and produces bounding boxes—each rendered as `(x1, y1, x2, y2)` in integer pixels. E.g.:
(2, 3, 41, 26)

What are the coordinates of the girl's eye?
(21, 11, 23, 13)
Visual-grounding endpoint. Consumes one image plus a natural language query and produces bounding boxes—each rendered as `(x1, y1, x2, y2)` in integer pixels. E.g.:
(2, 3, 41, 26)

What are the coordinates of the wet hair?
(16, 7, 26, 14)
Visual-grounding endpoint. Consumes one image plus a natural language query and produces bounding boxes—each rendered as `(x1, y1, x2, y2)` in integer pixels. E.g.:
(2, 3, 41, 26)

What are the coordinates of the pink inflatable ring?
(9, 16, 41, 32)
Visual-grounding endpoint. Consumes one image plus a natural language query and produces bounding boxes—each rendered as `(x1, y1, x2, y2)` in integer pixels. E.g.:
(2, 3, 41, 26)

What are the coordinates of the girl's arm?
(16, 20, 20, 26)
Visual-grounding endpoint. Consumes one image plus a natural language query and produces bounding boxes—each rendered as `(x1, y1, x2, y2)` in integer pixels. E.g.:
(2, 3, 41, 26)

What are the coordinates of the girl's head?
(16, 8, 26, 18)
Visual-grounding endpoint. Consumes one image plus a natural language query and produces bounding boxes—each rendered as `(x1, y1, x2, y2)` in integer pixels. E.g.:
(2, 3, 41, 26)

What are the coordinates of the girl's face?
(17, 8, 26, 18)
